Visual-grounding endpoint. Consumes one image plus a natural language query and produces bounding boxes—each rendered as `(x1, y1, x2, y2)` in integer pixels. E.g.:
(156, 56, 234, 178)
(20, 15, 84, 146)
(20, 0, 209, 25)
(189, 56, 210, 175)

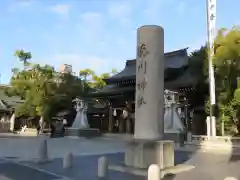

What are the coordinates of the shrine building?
(88, 48, 207, 135)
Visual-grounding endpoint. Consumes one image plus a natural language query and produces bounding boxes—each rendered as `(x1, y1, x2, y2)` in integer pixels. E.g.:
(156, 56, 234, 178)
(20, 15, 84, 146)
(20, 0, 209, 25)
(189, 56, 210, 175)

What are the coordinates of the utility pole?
(206, 0, 217, 138)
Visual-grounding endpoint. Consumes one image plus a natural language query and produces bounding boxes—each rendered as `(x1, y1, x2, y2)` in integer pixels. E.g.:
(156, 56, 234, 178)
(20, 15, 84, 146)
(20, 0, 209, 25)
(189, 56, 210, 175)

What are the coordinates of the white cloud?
(48, 4, 71, 18)
(107, 2, 132, 26)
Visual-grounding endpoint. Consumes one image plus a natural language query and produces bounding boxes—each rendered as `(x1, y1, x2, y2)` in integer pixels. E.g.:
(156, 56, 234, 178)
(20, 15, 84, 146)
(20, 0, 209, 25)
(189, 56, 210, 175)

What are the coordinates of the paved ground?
(0, 136, 126, 160)
(0, 159, 60, 180)
(0, 136, 239, 180)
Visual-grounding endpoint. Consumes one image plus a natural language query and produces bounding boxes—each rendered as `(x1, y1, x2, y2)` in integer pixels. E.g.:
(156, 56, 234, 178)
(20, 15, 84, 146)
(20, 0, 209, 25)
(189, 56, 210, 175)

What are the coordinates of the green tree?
(14, 49, 32, 66)
(188, 46, 208, 108)
(43, 73, 85, 120)
(189, 46, 208, 78)
(79, 68, 118, 90)
(91, 73, 110, 90)
(6, 50, 85, 122)
(79, 68, 95, 81)
(211, 27, 240, 135)
(111, 68, 118, 75)
(7, 53, 56, 119)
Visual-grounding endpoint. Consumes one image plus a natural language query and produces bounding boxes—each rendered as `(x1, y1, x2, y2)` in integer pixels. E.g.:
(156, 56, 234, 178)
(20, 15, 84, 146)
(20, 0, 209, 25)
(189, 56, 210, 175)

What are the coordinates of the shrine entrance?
(89, 48, 203, 135)
(109, 97, 135, 134)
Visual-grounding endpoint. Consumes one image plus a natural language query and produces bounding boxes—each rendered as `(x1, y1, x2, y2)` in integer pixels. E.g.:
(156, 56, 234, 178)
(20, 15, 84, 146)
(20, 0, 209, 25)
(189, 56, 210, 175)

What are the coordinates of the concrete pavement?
(0, 136, 239, 180)
(0, 136, 126, 161)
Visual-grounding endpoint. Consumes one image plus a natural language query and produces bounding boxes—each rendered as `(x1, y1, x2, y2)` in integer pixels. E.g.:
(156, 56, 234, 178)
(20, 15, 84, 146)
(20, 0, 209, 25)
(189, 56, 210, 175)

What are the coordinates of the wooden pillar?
(119, 115, 124, 133)
(108, 101, 113, 132)
(126, 116, 131, 134)
(126, 100, 132, 134)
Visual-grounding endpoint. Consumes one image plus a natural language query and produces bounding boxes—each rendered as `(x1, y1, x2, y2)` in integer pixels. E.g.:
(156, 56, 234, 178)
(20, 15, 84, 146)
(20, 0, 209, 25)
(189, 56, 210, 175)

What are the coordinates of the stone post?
(187, 132, 192, 142)
(98, 156, 108, 178)
(37, 139, 48, 163)
(148, 164, 162, 180)
(63, 152, 73, 169)
(134, 25, 164, 140)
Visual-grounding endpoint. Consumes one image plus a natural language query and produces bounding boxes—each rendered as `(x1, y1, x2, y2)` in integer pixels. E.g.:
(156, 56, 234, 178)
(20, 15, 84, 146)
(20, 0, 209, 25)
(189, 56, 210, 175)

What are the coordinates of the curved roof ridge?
(104, 48, 189, 83)
(165, 47, 188, 56)
(125, 48, 188, 66)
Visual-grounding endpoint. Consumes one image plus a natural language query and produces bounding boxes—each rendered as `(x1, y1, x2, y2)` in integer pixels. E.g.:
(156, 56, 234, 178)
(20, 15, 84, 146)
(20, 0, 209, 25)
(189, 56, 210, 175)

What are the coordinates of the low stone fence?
(189, 135, 240, 149)
(192, 135, 240, 143)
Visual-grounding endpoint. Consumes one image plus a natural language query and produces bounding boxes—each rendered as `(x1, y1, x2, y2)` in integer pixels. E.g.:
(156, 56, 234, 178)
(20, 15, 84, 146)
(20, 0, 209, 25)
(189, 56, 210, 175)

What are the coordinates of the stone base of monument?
(164, 133, 185, 147)
(65, 128, 101, 138)
(109, 139, 195, 177)
(124, 139, 174, 169)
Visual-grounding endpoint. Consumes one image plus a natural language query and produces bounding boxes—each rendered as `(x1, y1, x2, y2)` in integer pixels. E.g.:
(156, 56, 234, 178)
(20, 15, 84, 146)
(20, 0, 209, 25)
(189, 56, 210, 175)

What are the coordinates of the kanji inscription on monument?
(136, 43, 149, 108)
(137, 43, 149, 59)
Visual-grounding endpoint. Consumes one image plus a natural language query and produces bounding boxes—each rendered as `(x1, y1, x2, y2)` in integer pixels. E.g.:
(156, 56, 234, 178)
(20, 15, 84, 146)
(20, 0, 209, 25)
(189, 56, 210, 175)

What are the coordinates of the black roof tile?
(104, 48, 189, 83)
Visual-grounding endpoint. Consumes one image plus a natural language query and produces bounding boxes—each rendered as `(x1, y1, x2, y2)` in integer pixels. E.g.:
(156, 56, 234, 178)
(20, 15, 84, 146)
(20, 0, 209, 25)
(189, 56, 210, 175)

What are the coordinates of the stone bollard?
(63, 152, 73, 169)
(98, 156, 108, 179)
(148, 164, 161, 180)
(187, 132, 192, 142)
(37, 139, 48, 163)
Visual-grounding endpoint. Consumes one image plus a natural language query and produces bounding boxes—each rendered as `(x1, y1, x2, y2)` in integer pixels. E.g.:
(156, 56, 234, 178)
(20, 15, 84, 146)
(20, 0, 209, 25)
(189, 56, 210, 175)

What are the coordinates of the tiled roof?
(92, 66, 197, 96)
(104, 48, 189, 83)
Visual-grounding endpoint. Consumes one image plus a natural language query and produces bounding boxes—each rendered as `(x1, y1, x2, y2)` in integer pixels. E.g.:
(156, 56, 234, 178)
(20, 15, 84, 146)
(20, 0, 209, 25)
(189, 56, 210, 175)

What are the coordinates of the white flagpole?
(206, 0, 217, 138)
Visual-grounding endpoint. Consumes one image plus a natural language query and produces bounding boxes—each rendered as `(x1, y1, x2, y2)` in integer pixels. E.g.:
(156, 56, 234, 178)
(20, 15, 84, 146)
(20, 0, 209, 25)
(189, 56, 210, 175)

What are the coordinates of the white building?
(59, 64, 72, 74)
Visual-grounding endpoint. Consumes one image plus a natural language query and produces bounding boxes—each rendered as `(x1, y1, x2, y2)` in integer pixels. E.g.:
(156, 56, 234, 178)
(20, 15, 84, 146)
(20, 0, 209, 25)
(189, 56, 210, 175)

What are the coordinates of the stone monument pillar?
(124, 25, 174, 170)
(134, 25, 164, 140)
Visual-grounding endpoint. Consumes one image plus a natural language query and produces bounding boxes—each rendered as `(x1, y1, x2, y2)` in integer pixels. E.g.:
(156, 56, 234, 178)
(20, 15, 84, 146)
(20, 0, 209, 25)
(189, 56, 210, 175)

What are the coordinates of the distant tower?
(59, 64, 72, 74)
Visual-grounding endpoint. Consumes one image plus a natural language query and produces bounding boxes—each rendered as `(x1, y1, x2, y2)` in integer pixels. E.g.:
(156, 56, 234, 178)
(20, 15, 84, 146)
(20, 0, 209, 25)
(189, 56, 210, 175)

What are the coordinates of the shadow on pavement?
(16, 150, 196, 180)
(228, 139, 240, 162)
(163, 174, 176, 180)
(0, 161, 58, 180)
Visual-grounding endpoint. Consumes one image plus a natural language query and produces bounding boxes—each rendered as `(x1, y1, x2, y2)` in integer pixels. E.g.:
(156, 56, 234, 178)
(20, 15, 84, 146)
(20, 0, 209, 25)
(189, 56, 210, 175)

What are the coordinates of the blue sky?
(0, 0, 239, 84)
